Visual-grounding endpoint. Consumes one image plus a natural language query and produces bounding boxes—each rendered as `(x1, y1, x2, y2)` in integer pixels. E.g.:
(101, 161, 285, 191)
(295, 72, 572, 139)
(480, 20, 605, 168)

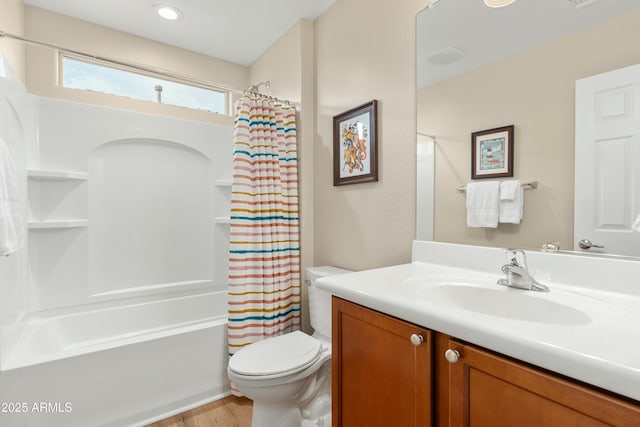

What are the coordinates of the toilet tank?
(306, 266, 352, 341)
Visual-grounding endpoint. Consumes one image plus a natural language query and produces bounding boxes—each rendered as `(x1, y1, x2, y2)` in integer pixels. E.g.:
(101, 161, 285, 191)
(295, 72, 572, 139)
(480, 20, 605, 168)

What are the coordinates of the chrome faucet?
(497, 249, 549, 292)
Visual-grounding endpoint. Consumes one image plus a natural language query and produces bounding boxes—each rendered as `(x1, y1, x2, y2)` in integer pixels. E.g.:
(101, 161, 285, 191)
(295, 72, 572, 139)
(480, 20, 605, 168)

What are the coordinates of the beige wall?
(248, 19, 316, 331)
(25, 6, 249, 126)
(314, 0, 428, 271)
(419, 10, 640, 252)
(249, 20, 309, 104)
(0, 0, 26, 82)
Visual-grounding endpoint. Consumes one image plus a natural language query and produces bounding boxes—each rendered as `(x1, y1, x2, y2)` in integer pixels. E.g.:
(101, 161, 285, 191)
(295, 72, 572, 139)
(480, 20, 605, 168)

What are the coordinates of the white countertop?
(317, 241, 640, 401)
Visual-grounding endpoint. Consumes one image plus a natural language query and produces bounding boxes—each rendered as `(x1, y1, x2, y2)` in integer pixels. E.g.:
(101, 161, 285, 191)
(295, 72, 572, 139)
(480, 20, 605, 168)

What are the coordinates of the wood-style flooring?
(146, 395, 252, 427)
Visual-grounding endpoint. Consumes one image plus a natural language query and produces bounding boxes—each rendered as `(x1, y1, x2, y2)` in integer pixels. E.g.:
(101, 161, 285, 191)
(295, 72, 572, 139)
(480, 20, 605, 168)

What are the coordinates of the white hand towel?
(0, 136, 23, 256)
(466, 181, 500, 228)
(499, 180, 523, 224)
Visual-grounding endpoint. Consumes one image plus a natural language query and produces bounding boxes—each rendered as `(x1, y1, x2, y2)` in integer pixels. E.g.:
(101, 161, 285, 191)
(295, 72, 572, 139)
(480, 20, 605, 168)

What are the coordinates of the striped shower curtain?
(227, 95, 301, 359)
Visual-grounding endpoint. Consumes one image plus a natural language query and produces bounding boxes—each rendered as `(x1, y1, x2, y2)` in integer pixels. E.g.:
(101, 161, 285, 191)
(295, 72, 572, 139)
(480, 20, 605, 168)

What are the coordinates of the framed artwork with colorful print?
(471, 125, 514, 179)
(333, 100, 378, 186)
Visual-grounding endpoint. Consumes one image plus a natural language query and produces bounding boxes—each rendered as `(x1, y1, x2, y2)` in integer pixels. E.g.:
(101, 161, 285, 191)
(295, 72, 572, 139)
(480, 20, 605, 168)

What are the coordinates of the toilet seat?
(229, 331, 323, 380)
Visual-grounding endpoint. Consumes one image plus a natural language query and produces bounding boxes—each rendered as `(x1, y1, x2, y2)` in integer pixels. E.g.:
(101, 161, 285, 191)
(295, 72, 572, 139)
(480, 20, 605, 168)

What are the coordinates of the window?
(61, 56, 228, 115)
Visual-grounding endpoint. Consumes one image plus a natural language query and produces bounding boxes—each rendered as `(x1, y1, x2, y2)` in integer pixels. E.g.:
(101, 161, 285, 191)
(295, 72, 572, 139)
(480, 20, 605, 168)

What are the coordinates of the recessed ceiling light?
(154, 5, 182, 20)
(569, 0, 599, 8)
(484, 0, 516, 7)
(427, 47, 464, 65)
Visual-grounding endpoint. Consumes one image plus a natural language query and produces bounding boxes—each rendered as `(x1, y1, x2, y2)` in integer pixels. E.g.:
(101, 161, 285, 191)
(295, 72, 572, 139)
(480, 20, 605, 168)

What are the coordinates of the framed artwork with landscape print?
(471, 125, 514, 179)
(333, 100, 378, 186)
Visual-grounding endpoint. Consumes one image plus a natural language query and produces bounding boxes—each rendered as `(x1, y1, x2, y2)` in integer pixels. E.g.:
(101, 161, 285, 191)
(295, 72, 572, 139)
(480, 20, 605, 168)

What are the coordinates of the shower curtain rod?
(0, 30, 245, 95)
(417, 132, 436, 139)
(242, 80, 301, 107)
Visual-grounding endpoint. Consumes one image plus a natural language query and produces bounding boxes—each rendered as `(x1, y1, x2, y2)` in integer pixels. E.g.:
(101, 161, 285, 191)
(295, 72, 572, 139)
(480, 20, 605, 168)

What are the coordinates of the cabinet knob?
(410, 334, 424, 346)
(445, 349, 460, 363)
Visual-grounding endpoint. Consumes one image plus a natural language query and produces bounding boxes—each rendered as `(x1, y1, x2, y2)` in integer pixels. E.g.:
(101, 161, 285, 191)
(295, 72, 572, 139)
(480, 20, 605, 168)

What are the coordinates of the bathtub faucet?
(497, 249, 549, 292)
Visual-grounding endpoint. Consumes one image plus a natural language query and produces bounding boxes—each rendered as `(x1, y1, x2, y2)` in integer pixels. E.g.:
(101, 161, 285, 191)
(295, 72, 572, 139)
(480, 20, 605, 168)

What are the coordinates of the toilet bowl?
(227, 266, 351, 427)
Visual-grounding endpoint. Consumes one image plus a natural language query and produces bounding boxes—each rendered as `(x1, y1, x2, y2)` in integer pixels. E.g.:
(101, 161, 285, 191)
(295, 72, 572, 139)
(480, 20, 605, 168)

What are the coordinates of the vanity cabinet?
(445, 338, 640, 426)
(332, 297, 640, 426)
(331, 297, 433, 427)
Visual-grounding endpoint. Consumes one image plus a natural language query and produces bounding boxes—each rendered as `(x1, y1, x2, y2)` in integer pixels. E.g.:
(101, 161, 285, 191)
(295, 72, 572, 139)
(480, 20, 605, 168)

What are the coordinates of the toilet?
(228, 266, 351, 427)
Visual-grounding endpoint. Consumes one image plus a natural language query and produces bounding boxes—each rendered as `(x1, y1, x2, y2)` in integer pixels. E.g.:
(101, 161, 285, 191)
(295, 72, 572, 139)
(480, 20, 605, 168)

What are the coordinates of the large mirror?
(416, 0, 640, 258)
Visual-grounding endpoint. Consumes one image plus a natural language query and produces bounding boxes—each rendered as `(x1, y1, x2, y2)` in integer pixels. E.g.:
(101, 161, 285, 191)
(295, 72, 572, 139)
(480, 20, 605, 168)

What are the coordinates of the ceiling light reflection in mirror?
(417, 0, 639, 89)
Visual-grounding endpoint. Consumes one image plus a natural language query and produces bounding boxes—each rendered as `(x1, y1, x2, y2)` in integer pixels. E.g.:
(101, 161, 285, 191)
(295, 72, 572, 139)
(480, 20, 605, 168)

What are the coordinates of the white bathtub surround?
(227, 96, 301, 362)
(633, 214, 640, 232)
(16, 97, 233, 312)
(0, 58, 235, 427)
(317, 240, 640, 402)
(0, 136, 23, 256)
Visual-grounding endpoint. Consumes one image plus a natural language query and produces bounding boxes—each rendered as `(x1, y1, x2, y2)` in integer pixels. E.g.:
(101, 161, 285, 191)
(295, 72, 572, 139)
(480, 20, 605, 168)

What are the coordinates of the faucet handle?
(504, 248, 527, 268)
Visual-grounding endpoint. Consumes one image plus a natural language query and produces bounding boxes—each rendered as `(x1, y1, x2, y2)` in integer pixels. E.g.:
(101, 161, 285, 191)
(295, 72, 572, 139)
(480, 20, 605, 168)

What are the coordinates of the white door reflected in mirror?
(575, 65, 640, 258)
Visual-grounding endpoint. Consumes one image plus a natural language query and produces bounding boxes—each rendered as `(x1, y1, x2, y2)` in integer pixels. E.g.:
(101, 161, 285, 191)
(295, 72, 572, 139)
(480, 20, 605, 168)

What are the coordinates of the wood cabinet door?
(332, 297, 433, 427)
(446, 339, 640, 426)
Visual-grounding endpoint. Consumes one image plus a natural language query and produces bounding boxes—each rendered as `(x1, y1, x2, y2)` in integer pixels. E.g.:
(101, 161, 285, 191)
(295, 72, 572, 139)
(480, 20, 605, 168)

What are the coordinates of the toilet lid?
(229, 331, 322, 377)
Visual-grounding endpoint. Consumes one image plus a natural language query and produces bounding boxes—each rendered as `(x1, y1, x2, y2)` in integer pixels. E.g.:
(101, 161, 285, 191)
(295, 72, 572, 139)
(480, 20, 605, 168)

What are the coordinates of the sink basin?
(415, 283, 592, 325)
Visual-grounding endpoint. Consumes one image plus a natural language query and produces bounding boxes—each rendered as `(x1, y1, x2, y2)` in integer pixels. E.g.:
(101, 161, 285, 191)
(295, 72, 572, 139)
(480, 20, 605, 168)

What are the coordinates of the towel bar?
(457, 180, 538, 193)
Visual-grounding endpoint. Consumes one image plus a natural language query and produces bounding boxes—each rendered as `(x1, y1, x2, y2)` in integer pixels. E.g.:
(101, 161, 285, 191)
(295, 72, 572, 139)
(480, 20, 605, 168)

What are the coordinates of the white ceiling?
(418, 0, 640, 88)
(23, 0, 336, 66)
(22, 1, 640, 85)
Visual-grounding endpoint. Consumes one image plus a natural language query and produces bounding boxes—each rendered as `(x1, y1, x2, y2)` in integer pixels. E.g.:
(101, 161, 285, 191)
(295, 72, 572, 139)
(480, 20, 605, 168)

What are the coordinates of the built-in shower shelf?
(214, 217, 231, 224)
(28, 219, 89, 229)
(27, 169, 89, 181)
(214, 179, 232, 187)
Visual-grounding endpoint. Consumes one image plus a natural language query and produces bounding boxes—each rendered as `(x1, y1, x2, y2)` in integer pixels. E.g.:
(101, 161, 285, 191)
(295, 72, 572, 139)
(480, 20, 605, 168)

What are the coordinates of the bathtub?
(0, 67, 235, 426)
(0, 290, 231, 427)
